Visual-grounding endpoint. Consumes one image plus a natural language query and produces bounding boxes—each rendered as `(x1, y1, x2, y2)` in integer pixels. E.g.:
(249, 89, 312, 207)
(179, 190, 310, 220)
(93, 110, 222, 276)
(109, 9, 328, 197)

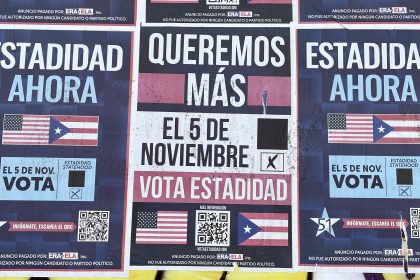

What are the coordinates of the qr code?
(78, 211, 109, 242)
(411, 208, 420, 238)
(195, 210, 230, 247)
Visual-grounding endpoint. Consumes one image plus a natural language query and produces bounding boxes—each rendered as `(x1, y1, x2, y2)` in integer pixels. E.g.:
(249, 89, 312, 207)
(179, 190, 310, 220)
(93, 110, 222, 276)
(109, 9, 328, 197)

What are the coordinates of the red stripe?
(260, 227, 288, 232)
(135, 240, 187, 244)
(393, 127, 420, 132)
(52, 139, 98, 146)
(3, 132, 48, 135)
(240, 239, 288, 246)
(158, 211, 188, 215)
(328, 138, 373, 144)
(3, 141, 48, 144)
(54, 115, 98, 122)
(329, 136, 372, 140)
(2, 136, 48, 140)
(136, 230, 187, 234)
(377, 138, 420, 143)
(377, 115, 420, 121)
(242, 213, 288, 220)
(329, 132, 372, 135)
(69, 128, 98, 133)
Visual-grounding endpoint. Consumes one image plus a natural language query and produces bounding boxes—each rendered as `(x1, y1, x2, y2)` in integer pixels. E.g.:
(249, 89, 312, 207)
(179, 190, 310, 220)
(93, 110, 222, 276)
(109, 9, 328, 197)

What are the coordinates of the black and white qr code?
(78, 211, 109, 242)
(195, 210, 230, 247)
(411, 208, 420, 238)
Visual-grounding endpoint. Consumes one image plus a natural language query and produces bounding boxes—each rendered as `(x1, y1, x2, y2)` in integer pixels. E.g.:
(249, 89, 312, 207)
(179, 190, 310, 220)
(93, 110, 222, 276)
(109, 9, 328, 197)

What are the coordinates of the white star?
(378, 125, 385, 133)
(244, 225, 252, 233)
(310, 208, 340, 237)
(54, 127, 62, 134)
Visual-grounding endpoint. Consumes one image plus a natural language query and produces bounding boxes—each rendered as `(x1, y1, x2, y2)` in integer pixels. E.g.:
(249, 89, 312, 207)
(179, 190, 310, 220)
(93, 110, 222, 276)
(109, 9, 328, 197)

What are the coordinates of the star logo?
(310, 208, 340, 237)
(54, 127, 62, 134)
(378, 125, 385, 133)
(244, 225, 252, 233)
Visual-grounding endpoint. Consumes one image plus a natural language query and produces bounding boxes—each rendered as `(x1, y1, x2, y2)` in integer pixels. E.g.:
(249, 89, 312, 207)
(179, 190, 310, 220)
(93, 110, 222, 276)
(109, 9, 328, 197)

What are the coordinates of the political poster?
(0, 29, 132, 275)
(299, 0, 420, 23)
(0, 0, 136, 25)
(298, 29, 420, 272)
(144, 0, 291, 23)
(130, 26, 293, 270)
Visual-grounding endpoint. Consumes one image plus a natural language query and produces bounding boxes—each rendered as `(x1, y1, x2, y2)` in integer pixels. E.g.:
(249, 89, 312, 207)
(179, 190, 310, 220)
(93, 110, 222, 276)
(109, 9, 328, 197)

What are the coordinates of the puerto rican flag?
(328, 113, 420, 144)
(238, 212, 288, 246)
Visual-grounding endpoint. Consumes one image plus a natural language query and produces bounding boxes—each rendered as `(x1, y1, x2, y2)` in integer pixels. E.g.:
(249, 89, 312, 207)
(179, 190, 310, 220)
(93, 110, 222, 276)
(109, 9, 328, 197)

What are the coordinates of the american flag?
(2, 114, 98, 146)
(136, 211, 188, 244)
(238, 212, 288, 246)
(328, 114, 372, 143)
(328, 113, 420, 144)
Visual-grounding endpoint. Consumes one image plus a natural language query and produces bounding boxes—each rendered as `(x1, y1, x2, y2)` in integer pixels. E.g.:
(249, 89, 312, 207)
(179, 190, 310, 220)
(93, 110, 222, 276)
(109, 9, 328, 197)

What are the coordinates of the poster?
(130, 26, 293, 270)
(299, 0, 420, 23)
(144, 0, 291, 23)
(298, 29, 420, 272)
(0, 0, 136, 25)
(0, 29, 132, 274)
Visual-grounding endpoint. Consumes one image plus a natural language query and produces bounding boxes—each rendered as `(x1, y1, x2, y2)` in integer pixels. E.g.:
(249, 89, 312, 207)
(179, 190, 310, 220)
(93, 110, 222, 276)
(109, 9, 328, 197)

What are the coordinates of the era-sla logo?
(229, 254, 243, 260)
(65, 8, 94, 15)
(392, 7, 407, 14)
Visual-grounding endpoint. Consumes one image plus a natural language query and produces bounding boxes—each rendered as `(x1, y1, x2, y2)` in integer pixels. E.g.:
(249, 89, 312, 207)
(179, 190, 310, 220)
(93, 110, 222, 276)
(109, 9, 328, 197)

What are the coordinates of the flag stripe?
(393, 127, 420, 132)
(251, 232, 288, 240)
(69, 128, 98, 133)
(249, 219, 288, 227)
(258, 226, 288, 233)
(59, 133, 98, 140)
(240, 239, 288, 246)
(136, 229, 187, 233)
(136, 233, 187, 237)
(377, 138, 420, 144)
(52, 139, 98, 145)
(378, 115, 420, 121)
(61, 122, 99, 129)
(55, 116, 99, 122)
(136, 237, 187, 244)
(135, 240, 187, 244)
(242, 213, 288, 219)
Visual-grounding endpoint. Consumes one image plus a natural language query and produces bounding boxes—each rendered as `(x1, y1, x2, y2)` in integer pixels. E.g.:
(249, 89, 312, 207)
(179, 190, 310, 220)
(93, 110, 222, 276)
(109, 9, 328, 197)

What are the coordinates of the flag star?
(244, 225, 252, 233)
(378, 125, 385, 133)
(54, 127, 62, 134)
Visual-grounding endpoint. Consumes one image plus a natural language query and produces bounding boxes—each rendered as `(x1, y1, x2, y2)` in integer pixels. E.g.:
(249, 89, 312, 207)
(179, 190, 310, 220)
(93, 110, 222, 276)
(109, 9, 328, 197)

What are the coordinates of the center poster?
(298, 29, 420, 272)
(130, 26, 293, 270)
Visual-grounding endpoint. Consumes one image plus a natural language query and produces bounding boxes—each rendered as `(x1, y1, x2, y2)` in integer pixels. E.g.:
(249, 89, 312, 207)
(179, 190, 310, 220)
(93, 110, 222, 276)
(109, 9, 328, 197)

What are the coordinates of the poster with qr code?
(298, 29, 420, 272)
(130, 26, 293, 271)
(0, 29, 132, 276)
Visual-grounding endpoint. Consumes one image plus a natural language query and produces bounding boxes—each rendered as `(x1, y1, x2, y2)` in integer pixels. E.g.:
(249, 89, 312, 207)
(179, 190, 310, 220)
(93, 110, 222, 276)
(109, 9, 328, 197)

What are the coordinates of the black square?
(396, 168, 413, 185)
(257, 119, 288, 150)
(68, 170, 85, 188)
